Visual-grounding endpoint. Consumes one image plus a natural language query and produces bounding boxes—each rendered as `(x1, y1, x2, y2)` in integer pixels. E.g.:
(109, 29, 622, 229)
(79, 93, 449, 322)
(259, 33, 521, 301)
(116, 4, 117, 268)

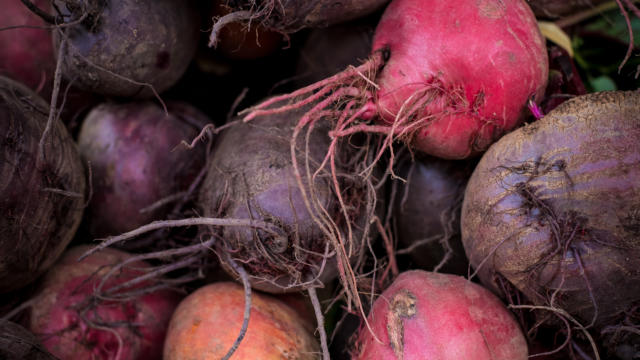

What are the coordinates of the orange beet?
(163, 282, 319, 359)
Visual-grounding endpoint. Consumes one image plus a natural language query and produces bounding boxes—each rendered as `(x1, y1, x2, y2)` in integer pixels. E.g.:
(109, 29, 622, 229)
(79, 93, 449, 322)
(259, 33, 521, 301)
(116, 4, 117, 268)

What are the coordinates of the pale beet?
(164, 282, 319, 359)
(355, 271, 528, 360)
(0, 76, 85, 294)
(28, 246, 182, 360)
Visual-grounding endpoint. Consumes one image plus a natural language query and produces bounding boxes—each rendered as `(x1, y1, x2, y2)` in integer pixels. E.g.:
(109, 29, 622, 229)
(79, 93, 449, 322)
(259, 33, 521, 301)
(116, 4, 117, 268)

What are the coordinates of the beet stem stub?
(386, 290, 417, 360)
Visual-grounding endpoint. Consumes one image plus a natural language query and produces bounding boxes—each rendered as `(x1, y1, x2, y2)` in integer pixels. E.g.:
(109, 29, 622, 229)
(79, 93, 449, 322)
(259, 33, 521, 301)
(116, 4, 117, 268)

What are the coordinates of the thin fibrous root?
(221, 251, 252, 360)
(240, 50, 386, 122)
(209, 10, 253, 48)
(79, 217, 285, 261)
(308, 286, 330, 360)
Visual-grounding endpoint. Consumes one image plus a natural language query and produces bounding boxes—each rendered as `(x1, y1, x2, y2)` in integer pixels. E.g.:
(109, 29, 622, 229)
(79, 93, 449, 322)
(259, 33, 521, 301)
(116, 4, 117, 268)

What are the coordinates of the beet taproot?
(52, 0, 199, 97)
(163, 282, 319, 359)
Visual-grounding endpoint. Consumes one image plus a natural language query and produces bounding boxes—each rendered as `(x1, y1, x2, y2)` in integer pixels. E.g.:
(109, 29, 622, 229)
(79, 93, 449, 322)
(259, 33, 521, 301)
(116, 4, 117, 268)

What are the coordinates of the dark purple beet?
(393, 157, 472, 274)
(0, 76, 86, 294)
(0, 320, 57, 360)
(461, 91, 640, 355)
(215, 0, 388, 35)
(77, 101, 208, 238)
(53, 0, 199, 97)
(197, 103, 380, 293)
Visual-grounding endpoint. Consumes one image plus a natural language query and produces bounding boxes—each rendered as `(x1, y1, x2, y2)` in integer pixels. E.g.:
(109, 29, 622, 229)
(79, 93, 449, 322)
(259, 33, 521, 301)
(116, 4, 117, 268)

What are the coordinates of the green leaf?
(589, 75, 618, 91)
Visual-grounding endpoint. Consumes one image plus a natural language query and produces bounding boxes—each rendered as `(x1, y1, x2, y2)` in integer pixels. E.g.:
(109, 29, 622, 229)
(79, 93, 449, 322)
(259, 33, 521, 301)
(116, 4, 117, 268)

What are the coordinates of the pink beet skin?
(355, 271, 528, 360)
(28, 246, 181, 360)
(0, 0, 55, 95)
(371, 0, 548, 159)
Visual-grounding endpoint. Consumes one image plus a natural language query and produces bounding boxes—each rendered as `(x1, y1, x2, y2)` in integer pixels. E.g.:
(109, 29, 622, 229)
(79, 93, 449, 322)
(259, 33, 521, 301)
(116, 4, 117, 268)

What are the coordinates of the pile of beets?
(1, 0, 639, 359)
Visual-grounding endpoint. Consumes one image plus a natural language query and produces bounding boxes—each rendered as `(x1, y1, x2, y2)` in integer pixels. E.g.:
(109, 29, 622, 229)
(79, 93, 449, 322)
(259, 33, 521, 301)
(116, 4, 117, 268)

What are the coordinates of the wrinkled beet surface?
(54, 0, 199, 97)
(164, 282, 319, 359)
(366, 0, 547, 159)
(0, 76, 85, 294)
(462, 92, 640, 339)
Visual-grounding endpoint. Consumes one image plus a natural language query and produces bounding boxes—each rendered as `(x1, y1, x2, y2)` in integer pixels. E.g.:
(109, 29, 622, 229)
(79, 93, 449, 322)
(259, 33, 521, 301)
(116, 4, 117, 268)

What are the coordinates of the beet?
(0, 76, 85, 294)
(28, 245, 182, 360)
(211, 0, 388, 40)
(209, 0, 283, 60)
(461, 91, 640, 356)
(198, 103, 379, 293)
(355, 270, 528, 359)
(244, 0, 548, 160)
(164, 282, 319, 359)
(393, 157, 472, 274)
(0, 320, 57, 360)
(77, 101, 208, 238)
(52, 0, 199, 97)
(0, 0, 55, 95)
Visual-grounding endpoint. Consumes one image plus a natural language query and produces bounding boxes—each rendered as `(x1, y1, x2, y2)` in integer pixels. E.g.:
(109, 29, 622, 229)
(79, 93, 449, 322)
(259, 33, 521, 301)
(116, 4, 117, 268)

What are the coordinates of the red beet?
(0, 0, 55, 94)
(198, 103, 379, 293)
(77, 101, 208, 238)
(355, 271, 528, 359)
(28, 246, 182, 360)
(245, 0, 548, 160)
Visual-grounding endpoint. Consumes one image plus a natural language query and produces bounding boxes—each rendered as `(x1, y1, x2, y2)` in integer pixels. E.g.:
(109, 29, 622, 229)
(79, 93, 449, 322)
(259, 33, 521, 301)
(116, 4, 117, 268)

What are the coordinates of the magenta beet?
(355, 271, 528, 360)
(0, 0, 55, 95)
(28, 246, 182, 360)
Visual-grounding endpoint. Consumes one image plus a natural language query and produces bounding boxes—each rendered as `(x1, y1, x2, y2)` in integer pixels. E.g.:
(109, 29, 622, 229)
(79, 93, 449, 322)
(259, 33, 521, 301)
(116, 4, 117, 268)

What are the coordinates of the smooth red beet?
(245, 0, 548, 160)
(355, 271, 528, 360)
